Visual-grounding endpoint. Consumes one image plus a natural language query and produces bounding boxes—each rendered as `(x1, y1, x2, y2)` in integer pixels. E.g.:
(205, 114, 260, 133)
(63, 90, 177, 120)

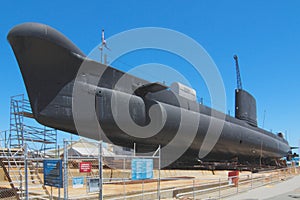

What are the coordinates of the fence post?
(58, 145, 61, 200)
(51, 187, 53, 200)
(63, 140, 68, 199)
(284, 168, 286, 179)
(157, 145, 161, 200)
(219, 178, 221, 199)
(99, 141, 103, 200)
(250, 172, 253, 189)
(142, 180, 144, 200)
(4, 131, 7, 148)
(24, 143, 28, 200)
(20, 170, 23, 199)
(270, 172, 273, 184)
(123, 177, 126, 200)
(123, 158, 126, 200)
(193, 179, 195, 199)
(236, 176, 239, 194)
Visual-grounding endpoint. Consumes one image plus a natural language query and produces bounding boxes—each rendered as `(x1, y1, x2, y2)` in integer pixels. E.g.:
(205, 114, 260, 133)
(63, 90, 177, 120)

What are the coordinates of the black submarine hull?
(7, 23, 291, 167)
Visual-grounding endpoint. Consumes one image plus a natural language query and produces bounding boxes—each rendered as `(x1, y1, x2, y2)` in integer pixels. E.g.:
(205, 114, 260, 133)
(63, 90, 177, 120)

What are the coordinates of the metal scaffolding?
(9, 94, 57, 153)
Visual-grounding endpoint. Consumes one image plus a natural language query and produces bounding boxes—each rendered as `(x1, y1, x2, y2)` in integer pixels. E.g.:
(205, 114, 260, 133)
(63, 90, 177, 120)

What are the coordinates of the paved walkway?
(226, 175, 300, 200)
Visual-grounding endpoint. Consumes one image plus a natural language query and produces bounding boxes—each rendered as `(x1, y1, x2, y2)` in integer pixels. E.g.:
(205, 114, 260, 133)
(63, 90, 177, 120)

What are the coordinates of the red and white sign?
(79, 162, 92, 173)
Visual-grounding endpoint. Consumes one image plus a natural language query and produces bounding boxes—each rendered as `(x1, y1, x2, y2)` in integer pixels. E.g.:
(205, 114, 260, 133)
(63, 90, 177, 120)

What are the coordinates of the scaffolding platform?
(9, 94, 57, 153)
(15, 111, 34, 119)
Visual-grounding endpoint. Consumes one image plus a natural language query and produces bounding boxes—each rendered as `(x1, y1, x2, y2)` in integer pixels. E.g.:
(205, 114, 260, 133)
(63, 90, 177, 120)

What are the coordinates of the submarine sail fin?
(235, 89, 257, 127)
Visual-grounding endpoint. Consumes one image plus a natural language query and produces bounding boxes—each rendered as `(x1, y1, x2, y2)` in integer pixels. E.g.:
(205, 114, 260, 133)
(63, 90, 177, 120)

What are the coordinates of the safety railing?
(175, 167, 299, 200)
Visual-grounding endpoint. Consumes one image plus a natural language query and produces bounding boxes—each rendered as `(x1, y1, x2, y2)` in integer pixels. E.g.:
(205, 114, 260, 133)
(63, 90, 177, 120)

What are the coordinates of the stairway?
(0, 147, 50, 199)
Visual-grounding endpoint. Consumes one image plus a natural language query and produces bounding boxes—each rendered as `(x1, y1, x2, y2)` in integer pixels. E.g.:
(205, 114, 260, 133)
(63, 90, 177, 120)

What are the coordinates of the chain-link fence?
(62, 139, 161, 200)
(0, 134, 162, 200)
(0, 133, 299, 200)
(0, 143, 52, 200)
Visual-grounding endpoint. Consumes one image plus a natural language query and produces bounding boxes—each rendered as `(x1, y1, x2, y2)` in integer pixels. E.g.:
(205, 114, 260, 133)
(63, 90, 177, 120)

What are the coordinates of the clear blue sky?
(0, 1, 299, 148)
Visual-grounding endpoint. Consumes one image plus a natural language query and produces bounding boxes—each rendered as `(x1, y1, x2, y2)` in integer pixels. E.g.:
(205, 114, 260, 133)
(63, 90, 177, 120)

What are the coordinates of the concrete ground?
(226, 175, 300, 200)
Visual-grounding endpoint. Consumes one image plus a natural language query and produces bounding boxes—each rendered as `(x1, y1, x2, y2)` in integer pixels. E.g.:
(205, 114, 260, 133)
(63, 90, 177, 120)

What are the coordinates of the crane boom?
(233, 54, 243, 90)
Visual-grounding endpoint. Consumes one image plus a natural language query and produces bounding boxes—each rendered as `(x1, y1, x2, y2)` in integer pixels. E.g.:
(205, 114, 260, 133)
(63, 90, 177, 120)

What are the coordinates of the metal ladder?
(10, 97, 24, 148)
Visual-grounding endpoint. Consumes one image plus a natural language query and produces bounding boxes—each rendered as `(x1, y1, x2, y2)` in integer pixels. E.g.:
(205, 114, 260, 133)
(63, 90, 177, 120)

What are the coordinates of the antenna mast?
(262, 110, 266, 128)
(233, 55, 243, 90)
(99, 29, 110, 65)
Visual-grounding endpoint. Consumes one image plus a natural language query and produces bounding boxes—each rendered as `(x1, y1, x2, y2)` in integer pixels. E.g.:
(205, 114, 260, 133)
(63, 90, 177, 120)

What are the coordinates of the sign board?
(43, 159, 63, 188)
(80, 162, 92, 173)
(228, 171, 239, 186)
(72, 177, 84, 188)
(87, 178, 99, 193)
(131, 159, 153, 180)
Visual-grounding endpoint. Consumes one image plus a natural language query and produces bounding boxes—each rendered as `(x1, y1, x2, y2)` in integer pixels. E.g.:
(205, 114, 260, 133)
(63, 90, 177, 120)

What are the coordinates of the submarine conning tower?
(233, 55, 258, 127)
(235, 89, 258, 127)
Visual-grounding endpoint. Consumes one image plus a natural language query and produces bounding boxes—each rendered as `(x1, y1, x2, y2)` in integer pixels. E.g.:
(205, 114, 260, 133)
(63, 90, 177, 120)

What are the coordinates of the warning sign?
(79, 162, 92, 173)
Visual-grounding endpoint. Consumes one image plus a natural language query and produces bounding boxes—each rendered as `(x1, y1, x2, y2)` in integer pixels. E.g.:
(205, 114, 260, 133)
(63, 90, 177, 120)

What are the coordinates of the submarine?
(7, 22, 291, 168)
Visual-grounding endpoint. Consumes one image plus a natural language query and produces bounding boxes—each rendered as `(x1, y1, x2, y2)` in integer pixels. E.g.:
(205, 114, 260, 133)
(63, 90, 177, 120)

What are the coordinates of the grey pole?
(58, 145, 61, 200)
(142, 180, 144, 200)
(250, 171, 253, 189)
(4, 131, 7, 148)
(99, 140, 103, 200)
(218, 178, 221, 199)
(63, 140, 68, 199)
(123, 158, 126, 199)
(24, 143, 28, 200)
(123, 177, 126, 200)
(157, 145, 161, 200)
(192, 179, 195, 199)
(51, 187, 53, 200)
